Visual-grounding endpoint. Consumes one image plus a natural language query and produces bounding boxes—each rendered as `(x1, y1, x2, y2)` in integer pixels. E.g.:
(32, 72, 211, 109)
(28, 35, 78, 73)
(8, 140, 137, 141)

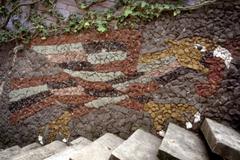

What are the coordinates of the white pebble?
(38, 135, 44, 145)
(186, 122, 193, 129)
(213, 46, 233, 69)
(158, 130, 166, 137)
(62, 138, 67, 143)
(194, 112, 201, 123)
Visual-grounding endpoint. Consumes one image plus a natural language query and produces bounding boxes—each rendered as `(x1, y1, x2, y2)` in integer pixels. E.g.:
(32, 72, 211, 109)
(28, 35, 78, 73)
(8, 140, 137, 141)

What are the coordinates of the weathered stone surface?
(55, 0, 83, 19)
(159, 123, 209, 160)
(111, 129, 161, 160)
(70, 137, 92, 145)
(45, 137, 91, 160)
(21, 143, 41, 152)
(201, 118, 240, 160)
(0, 145, 21, 160)
(70, 133, 123, 160)
(12, 141, 66, 160)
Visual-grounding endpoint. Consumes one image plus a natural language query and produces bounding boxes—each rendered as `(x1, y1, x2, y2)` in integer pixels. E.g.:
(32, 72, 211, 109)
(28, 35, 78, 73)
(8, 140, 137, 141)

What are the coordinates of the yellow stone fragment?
(144, 102, 198, 131)
(39, 111, 72, 143)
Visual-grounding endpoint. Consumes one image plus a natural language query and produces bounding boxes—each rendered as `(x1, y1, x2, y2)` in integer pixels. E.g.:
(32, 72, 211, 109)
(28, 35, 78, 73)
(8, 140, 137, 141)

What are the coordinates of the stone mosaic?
(144, 102, 197, 130)
(1, 13, 240, 147)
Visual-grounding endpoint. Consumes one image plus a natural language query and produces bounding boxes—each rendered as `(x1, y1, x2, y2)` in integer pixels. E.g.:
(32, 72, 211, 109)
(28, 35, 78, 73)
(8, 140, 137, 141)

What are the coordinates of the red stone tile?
(195, 57, 225, 97)
(125, 82, 159, 97)
(75, 78, 113, 91)
(117, 99, 144, 111)
(10, 72, 70, 90)
(71, 105, 95, 117)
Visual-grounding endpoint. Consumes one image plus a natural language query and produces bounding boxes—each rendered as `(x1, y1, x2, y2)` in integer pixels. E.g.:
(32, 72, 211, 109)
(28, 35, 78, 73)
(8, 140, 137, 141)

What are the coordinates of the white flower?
(186, 122, 193, 129)
(158, 130, 165, 137)
(213, 46, 233, 69)
(38, 135, 44, 145)
(194, 112, 201, 123)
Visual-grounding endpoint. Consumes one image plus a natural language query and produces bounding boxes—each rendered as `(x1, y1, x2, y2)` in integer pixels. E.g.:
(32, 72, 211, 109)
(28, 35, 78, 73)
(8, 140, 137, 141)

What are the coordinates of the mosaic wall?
(1, 29, 239, 146)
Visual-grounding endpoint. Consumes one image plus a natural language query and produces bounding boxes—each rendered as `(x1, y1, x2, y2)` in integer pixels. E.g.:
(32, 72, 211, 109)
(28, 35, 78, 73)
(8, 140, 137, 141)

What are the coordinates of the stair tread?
(45, 137, 92, 160)
(70, 137, 92, 145)
(201, 118, 240, 160)
(21, 143, 41, 152)
(159, 123, 209, 160)
(0, 145, 21, 160)
(12, 141, 66, 160)
(111, 129, 161, 160)
(70, 133, 124, 160)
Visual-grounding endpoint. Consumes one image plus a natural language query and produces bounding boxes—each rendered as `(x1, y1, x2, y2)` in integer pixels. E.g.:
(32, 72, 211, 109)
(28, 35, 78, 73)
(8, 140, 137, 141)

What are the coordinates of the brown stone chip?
(117, 99, 144, 111)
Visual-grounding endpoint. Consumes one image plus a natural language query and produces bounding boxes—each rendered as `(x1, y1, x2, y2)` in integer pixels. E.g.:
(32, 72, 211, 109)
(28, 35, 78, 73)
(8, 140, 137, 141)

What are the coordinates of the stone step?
(12, 141, 66, 160)
(159, 123, 209, 160)
(110, 129, 161, 160)
(44, 137, 92, 160)
(70, 137, 92, 145)
(21, 143, 41, 152)
(0, 145, 21, 160)
(70, 133, 124, 160)
(201, 118, 240, 160)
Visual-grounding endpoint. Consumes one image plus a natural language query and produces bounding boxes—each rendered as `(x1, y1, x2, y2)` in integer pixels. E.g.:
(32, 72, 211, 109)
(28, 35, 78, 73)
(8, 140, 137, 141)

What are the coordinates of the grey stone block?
(12, 141, 66, 160)
(0, 145, 21, 160)
(110, 129, 162, 160)
(70, 137, 92, 145)
(159, 123, 209, 160)
(70, 133, 124, 160)
(201, 118, 240, 160)
(45, 137, 92, 160)
(21, 143, 41, 152)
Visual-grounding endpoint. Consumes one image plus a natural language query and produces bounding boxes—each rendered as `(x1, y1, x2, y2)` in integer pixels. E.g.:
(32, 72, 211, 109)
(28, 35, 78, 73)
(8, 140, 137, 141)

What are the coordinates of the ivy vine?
(0, 0, 216, 44)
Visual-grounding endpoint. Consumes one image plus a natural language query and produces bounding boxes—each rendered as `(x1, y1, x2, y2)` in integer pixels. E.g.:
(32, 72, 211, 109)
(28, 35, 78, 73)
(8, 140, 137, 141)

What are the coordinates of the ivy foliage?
(0, 0, 184, 43)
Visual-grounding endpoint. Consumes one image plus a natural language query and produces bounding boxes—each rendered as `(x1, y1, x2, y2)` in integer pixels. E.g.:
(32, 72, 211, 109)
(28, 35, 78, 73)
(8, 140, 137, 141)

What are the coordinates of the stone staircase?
(1, 118, 239, 160)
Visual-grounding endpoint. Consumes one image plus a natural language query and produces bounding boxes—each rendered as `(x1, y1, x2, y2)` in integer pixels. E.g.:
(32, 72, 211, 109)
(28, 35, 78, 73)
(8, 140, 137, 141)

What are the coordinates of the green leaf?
(106, 12, 113, 20)
(140, 1, 147, 8)
(95, 20, 107, 32)
(84, 21, 90, 28)
(80, 3, 87, 9)
(163, 4, 170, 9)
(173, 9, 181, 16)
(123, 6, 133, 17)
(97, 24, 107, 32)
